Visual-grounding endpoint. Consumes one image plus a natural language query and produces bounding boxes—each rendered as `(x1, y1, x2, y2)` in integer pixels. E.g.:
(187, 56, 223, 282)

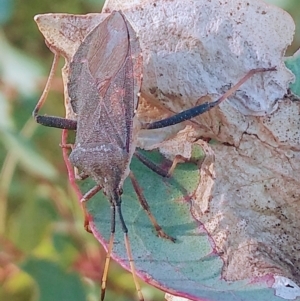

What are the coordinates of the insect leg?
(134, 150, 169, 177)
(143, 67, 276, 130)
(32, 52, 77, 130)
(80, 185, 103, 232)
(115, 197, 144, 301)
(165, 155, 186, 176)
(135, 149, 188, 177)
(129, 171, 176, 242)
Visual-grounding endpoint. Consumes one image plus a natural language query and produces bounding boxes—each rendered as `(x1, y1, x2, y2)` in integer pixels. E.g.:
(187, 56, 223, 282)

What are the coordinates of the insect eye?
(119, 188, 123, 195)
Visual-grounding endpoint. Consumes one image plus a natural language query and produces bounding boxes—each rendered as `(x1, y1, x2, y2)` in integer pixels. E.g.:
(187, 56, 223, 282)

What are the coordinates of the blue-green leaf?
(285, 50, 300, 97)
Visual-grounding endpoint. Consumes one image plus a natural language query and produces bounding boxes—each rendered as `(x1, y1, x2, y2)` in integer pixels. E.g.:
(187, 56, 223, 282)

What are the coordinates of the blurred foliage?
(0, 1, 299, 301)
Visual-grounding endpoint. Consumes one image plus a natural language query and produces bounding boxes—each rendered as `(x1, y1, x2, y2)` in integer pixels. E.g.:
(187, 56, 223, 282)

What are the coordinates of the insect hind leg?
(129, 171, 176, 242)
(143, 67, 276, 130)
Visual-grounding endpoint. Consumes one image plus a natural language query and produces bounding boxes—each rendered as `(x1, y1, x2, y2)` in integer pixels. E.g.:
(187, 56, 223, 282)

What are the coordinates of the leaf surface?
(22, 258, 86, 301)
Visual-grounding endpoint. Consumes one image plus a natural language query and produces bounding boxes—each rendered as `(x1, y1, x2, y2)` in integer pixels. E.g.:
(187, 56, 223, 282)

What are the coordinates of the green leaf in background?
(285, 49, 300, 97)
(22, 258, 86, 301)
(0, 0, 13, 25)
(0, 269, 37, 301)
(0, 91, 14, 129)
(0, 126, 58, 179)
(0, 32, 42, 98)
(8, 195, 55, 253)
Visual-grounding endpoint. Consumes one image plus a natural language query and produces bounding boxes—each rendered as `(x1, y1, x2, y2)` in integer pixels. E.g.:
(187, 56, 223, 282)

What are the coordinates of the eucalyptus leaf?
(74, 150, 289, 301)
(285, 49, 300, 97)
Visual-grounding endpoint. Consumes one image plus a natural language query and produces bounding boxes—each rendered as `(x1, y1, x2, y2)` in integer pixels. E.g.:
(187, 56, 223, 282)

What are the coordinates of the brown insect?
(33, 10, 276, 301)
(67, 11, 143, 300)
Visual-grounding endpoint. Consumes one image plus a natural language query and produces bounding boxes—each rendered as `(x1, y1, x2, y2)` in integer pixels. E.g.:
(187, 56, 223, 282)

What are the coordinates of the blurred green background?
(0, 1, 299, 301)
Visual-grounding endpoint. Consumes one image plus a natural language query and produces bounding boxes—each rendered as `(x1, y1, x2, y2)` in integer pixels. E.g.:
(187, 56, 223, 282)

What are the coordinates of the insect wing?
(68, 11, 142, 153)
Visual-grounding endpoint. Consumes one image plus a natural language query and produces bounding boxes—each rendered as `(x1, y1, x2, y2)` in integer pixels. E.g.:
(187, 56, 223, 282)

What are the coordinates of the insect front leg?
(80, 185, 103, 233)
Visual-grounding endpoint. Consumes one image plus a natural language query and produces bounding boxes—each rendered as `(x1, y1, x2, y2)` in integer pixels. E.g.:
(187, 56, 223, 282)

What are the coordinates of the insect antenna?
(101, 204, 115, 301)
(101, 197, 144, 301)
(33, 52, 77, 130)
